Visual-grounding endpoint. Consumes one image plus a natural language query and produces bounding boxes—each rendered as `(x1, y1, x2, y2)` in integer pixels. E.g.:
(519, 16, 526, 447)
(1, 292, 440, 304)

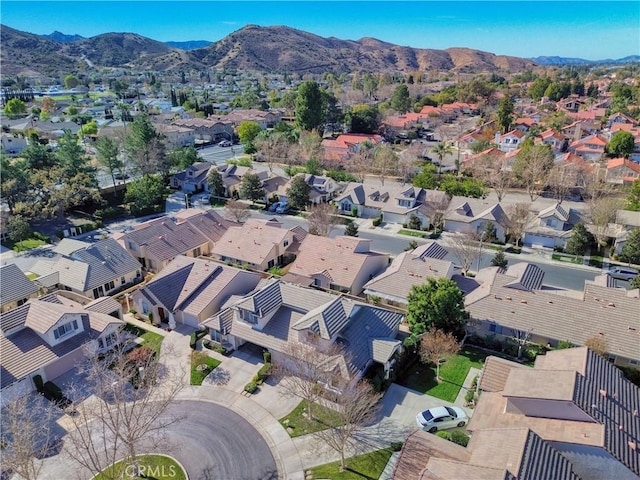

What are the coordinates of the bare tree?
(471, 153, 513, 202)
(346, 143, 375, 183)
(447, 232, 482, 275)
(420, 328, 461, 381)
(1, 395, 57, 480)
(512, 145, 554, 201)
(313, 379, 382, 472)
(307, 203, 339, 237)
(588, 196, 623, 250)
(511, 328, 532, 360)
(585, 335, 608, 357)
(223, 199, 252, 223)
(254, 132, 293, 173)
(372, 144, 398, 186)
(64, 331, 184, 479)
(424, 194, 450, 231)
(298, 130, 324, 163)
(506, 203, 532, 247)
(547, 164, 576, 204)
(272, 338, 347, 418)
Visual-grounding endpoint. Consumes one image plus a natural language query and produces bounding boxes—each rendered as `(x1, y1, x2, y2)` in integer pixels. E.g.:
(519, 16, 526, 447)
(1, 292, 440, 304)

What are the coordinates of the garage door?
(524, 234, 554, 249)
(43, 349, 86, 382)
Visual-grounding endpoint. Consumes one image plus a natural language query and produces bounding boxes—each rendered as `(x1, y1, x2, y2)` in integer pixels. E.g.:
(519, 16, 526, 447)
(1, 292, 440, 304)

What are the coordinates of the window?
(283, 240, 289, 247)
(267, 259, 275, 269)
(93, 285, 105, 298)
(17, 298, 27, 306)
(121, 276, 126, 285)
(193, 247, 202, 257)
(630, 359, 638, 366)
(210, 330, 222, 343)
(489, 324, 503, 334)
(105, 280, 115, 291)
(53, 319, 79, 340)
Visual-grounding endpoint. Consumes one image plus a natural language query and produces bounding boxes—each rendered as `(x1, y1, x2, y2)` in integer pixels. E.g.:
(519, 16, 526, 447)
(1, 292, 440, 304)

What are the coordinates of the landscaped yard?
(3, 238, 47, 252)
(398, 229, 427, 238)
(396, 347, 485, 402)
(310, 448, 394, 480)
(93, 454, 186, 480)
(123, 323, 164, 354)
(552, 253, 583, 265)
(190, 351, 221, 385)
(279, 400, 344, 437)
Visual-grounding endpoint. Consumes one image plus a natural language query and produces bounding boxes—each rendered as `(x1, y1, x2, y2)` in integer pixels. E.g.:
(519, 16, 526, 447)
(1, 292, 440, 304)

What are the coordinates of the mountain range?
(1, 24, 635, 78)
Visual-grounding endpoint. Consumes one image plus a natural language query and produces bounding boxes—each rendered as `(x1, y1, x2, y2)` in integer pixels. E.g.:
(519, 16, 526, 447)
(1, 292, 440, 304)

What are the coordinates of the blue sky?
(2, 1, 639, 60)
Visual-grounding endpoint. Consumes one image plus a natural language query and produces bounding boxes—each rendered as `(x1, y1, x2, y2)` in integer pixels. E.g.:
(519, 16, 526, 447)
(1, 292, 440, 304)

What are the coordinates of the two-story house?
(203, 280, 405, 381)
(606, 158, 640, 185)
(0, 292, 124, 407)
(278, 173, 340, 205)
(171, 118, 234, 144)
(522, 202, 581, 248)
(495, 130, 525, 153)
(170, 161, 214, 192)
(568, 133, 608, 161)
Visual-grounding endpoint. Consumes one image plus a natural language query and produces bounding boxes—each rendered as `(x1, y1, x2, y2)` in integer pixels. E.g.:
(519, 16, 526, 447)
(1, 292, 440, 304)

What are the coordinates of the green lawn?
(396, 347, 486, 402)
(4, 238, 47, 252)
(190, 351, 221, 385)
(311, 448, 394, 480)
(398, 229, 427, 238)
(93, 454, 186, 480)
(588, 255, 605, 268)
(123, 323, 164, 354)
(279, 400, 344, 437)
(552, 253, 583, 265)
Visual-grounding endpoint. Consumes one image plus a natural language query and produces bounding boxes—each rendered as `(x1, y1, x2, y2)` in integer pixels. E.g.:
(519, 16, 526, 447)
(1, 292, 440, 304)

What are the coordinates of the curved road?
(159, 400, 278, 480)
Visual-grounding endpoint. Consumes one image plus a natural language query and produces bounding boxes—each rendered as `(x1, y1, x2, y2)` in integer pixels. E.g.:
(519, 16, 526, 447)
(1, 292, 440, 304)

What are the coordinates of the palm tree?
(431, 142, 453, 174)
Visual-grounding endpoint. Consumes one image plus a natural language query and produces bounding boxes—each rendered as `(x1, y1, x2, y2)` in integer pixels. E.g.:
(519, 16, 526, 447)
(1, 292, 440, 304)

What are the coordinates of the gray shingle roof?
(0, 264, 38, 306)
(70, 238, 142, 290)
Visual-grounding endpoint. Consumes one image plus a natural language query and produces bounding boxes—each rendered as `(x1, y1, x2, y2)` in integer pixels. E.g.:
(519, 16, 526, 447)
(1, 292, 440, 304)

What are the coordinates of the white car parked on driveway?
(416, 405, 469, 433)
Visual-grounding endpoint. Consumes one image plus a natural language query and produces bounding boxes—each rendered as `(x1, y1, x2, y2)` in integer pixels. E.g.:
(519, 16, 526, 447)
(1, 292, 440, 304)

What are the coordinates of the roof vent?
(629, 326, 637, 332)
(505, 296, 512, 301)
(607, 302, 615, 307)
(629, 441, 637, 451)
(600, 389, 607, 398)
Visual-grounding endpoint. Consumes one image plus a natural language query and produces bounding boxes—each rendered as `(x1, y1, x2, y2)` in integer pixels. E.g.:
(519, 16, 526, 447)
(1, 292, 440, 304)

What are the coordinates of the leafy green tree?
(167, 145, 200, 171)
(390, 84, 412, 114)
(619, 228, 640, 265)
(22, 142, 55, 170)
(606, 131, 635, 158)
(239, 172, 265, 203)
(29, 167, 101, 219)
(286, 175, 311, 209)
(565, 223, 594, 256)
(95, 136, 122, 193)
(3, 98, 26, 117)
(295, 80, 325, 131)
(483, 221, 498, 243)
(626, 179, 640, 211)
(124, 115, 167, 177)
(630, 275, 640, 289)
(207, 167, 225, 197)
(406, 278, 470, 340)
(344, 221, 359, 237)
(80, 120, 98, 137)
(64, 74, 79, 89)
(56, 130, 95, 180)
(470, 139, 495, 154)
(439, 176, 487, 198)
(491, 248, 508, 268)
(124, 174, 166, 215)
(305, 159, 323, 176)
(408, 214, 422, 230)
(345, 104, 380, 134)
(0, 155, 30, 214)
(544, 82, 571, 102)
(237, 121, 262, 145)
(7, 215, 31, 248)
(496, 96, 514, 133)
(431, 142, 453, 172)
(412, 163, 438, 189)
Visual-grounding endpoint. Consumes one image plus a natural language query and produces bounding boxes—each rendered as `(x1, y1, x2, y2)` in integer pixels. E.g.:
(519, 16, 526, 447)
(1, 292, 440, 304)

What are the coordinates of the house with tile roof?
(171, 117, 234, 144)
(538, 128, 567, 153)
(0, 291, 124, 408)
(607, 158, 640, 185)
(0, 263, 39, 313)
(495, 129, 525, 153)
(465, 264, 640, 366)
(154, 123, 196, 149)
(131, 255, 262, 328)
(562, 119, 599, 141)
(282, 235, 388, 295)
(321, 133, 384, 165)
(117, 210, 235, 272)
(522, 202, 582, 249)
(208, 109, 283, 129)
(27, 238, 142, 299)
(211, 218, 302, 271)
(612, 209, 640, 255)
(443, 197, 509, 242)
(363, 241, 457, 306)
(335, 183, 449, 229)
(203, 279, 404, 380)
(394, 347, 640, 480)
(568, 133, 608, 161)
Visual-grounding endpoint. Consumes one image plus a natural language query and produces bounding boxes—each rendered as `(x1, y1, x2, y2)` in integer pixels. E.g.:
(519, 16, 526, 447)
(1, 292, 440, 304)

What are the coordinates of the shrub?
(189, 332, 197, 350)
(351, 206, 358, 217)
(129, 308, 137, 314)
(33, 374, 44, 393)
(450, 430, 470, 447)
(244, 381, 258, 394)
(372, 216, 382, 227)
(435, 431, 451, 440)
(465, 389, 476, 404)
(42, 381, 71, 409)
(257, 363, 272, 382)
(556, 340, 575, 350)
(390, 441, 404, 452)
(263, 351, 272, 364)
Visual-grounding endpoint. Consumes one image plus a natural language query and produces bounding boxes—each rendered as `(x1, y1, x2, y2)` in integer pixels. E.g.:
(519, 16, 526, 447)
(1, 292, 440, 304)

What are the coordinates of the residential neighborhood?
(1, 14, 640, 480)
